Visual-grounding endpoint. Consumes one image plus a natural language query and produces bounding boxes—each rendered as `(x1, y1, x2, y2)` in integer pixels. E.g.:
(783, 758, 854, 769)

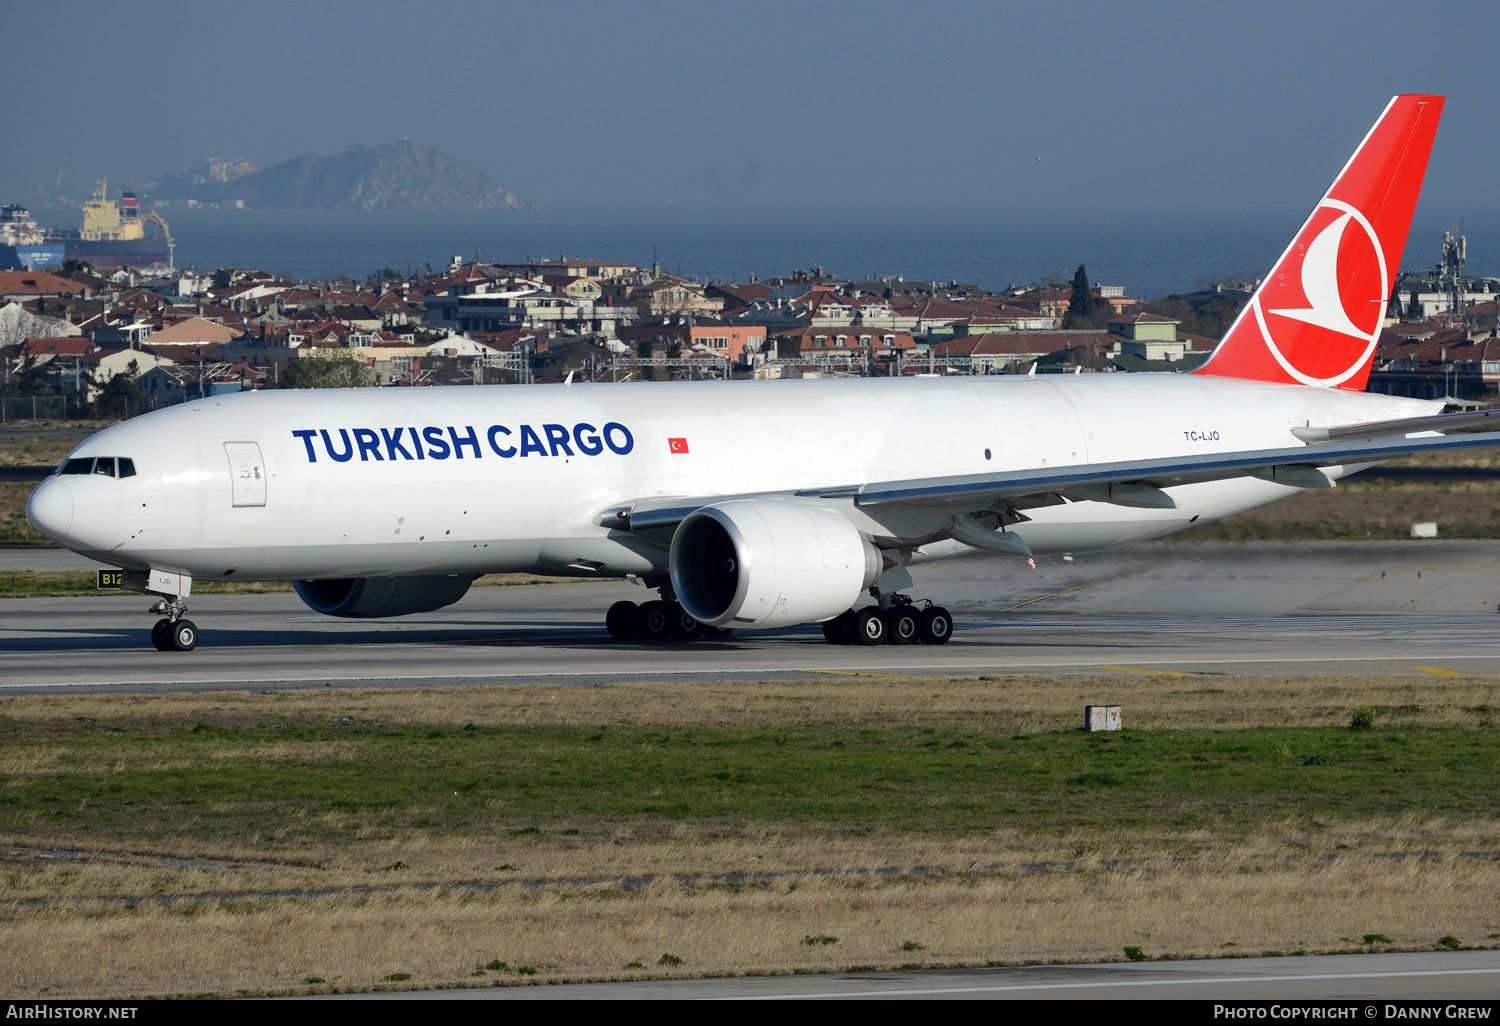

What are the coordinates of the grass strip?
(6, 860, 1498, 1000)
(2, 680, 1497, 861)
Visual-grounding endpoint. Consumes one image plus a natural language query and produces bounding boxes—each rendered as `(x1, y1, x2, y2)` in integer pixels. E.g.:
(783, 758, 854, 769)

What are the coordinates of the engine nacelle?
(669, 500, 879, 629)
(293, 575, 474, 618)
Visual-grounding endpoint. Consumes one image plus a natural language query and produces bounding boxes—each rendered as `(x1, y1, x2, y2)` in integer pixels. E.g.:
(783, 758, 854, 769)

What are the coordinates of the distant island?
(134, 141, 536, 212)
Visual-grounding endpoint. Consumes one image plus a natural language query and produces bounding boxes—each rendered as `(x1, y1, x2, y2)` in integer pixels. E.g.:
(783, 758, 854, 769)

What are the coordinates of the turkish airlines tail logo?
(1195, 95, 1444, 391)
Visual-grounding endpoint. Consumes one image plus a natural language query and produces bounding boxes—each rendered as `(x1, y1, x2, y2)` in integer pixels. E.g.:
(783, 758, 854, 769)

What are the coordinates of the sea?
(153, 206, 1500, 301)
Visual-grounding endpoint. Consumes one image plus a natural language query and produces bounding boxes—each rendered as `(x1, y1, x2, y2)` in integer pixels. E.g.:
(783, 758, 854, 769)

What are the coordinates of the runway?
(330, 951, 1500, 1001)
(5, 539, 1500, 691)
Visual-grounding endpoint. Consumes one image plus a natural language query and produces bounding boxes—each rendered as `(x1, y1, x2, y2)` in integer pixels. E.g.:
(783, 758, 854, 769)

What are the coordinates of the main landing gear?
(605, 598, 734, 642)
(602, 594, 953, 646)
(821, 598, 952, 647)
(147, 597, 198, 652)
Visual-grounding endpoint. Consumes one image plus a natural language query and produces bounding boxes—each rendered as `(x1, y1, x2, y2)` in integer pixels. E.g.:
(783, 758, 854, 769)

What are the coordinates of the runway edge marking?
(722, 967, 1500, 1001)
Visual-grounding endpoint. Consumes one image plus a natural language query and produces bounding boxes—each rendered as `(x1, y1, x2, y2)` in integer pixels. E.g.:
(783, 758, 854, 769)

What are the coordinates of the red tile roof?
(20, 337, 92, 357)
(1376, 327, 1497, 367)
(0, 271, 87, 296)
(707, 282, 774, 306)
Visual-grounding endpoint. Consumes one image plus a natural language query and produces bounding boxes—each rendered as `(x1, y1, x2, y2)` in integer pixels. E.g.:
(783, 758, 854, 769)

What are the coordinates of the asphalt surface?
(4, 539, 1500, 690)
(306, 951, 1500, 1001)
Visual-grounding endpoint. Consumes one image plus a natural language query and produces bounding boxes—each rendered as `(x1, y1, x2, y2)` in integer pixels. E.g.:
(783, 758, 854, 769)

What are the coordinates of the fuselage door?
(225, 441, 267, 507)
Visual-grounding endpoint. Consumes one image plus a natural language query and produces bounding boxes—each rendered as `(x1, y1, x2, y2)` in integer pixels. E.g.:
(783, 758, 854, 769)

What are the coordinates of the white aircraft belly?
(1011, 476, 1300, 555)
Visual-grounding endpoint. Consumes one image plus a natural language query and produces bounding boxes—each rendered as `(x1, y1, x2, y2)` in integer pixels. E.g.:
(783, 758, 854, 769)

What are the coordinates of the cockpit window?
(59, 457, 135, 478)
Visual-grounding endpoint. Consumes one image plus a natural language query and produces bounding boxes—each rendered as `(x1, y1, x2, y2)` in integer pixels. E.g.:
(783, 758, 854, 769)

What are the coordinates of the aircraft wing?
(855, 428, 1500, 509)
(613, 423, 1500, 530)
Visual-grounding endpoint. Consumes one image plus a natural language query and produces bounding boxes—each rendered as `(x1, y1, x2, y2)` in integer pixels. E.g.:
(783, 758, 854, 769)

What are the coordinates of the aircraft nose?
(26, 478, 74, 543)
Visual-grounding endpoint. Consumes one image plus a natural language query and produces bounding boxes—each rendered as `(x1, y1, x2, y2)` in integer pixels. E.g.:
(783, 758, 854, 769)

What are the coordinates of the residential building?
(0, 270, 90, 302)
(619, 322, 768, 362)
(493, 257, 642, 281)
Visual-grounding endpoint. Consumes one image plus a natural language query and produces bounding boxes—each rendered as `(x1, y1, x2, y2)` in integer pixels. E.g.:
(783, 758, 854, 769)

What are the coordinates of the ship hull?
(0, 244, 65, 271)
(54, 234, 170, 271)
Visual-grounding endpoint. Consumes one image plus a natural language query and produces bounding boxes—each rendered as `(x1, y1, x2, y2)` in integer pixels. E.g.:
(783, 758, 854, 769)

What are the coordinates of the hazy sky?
(6, 0, 1495, 220)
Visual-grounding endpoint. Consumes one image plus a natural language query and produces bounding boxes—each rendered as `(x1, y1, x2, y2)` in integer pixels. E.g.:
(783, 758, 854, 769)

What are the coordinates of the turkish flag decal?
(668, 437, 690, 454)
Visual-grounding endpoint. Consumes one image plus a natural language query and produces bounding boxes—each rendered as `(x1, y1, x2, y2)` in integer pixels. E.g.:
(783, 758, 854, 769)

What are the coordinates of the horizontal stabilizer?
(1291, 407, 1500, 442)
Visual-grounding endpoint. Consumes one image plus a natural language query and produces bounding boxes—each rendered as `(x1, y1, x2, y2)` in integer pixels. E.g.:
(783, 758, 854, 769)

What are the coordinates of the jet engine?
(669, 500, 879, 629)
(293, 575, 474, 618)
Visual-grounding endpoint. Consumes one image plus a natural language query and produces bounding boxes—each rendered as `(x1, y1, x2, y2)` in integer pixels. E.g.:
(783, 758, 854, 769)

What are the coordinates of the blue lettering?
(353, 428, 383, 461)
(519, 425, 547, 457)
(487, 424, 516, 458)
(603, 422, 634, 455)
(321, 428, 354, 463)
(574, 423, 603, 456)
(543, 423, 575, 457)
(448, 425, 482, 459)
(381, 427, 413, 461)
(423, 425, 451, 460)
(302, 422, 631, 464)
(292, 429, 318, 462)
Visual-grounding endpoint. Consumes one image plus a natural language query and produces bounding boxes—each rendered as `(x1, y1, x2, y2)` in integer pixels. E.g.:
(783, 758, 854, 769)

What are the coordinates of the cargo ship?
(0, 204, 65, 270)
(45, 179, 173, 272)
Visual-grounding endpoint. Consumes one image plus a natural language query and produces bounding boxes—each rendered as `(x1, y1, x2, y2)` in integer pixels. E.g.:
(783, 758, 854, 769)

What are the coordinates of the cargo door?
(225, 441, 267, 507)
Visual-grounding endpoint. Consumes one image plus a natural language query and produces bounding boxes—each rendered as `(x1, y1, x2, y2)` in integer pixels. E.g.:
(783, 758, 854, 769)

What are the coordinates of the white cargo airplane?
(26, 94, 1500, 652)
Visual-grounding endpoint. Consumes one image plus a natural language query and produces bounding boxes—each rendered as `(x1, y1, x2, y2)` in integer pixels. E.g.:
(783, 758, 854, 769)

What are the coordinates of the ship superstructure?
(0, 204, 65, 270)
(50, 179, 173, 272)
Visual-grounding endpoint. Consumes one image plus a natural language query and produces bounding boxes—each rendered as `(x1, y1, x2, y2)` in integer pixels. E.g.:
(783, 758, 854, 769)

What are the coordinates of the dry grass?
(0, 481, 46, 545)
(4, 814, 1494, 918)
(0, 674, 1488, 733)
(0, 426, 97, 467)
(3, 858, 1496, 998)
(1194, 479, 1500, 541)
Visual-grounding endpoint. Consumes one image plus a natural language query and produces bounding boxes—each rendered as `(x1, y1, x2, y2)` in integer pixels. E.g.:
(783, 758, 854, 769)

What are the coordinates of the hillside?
(139, 141, 535, 212)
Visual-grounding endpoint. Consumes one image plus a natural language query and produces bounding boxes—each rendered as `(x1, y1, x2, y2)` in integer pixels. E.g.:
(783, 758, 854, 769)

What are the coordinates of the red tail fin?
(1194, 95, 1444, 390)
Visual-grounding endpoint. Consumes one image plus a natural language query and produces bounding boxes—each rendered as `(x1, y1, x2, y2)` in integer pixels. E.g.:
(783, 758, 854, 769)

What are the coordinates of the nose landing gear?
(148, 597, 198, 652)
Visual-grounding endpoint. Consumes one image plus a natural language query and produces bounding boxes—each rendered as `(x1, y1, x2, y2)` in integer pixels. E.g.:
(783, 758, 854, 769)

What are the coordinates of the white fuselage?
(29, 374, 1436, 582)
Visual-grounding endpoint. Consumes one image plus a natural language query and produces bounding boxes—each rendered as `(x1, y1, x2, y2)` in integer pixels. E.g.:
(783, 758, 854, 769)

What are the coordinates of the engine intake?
(293, 575, 474, 618)
(669, 500, 878, 629)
